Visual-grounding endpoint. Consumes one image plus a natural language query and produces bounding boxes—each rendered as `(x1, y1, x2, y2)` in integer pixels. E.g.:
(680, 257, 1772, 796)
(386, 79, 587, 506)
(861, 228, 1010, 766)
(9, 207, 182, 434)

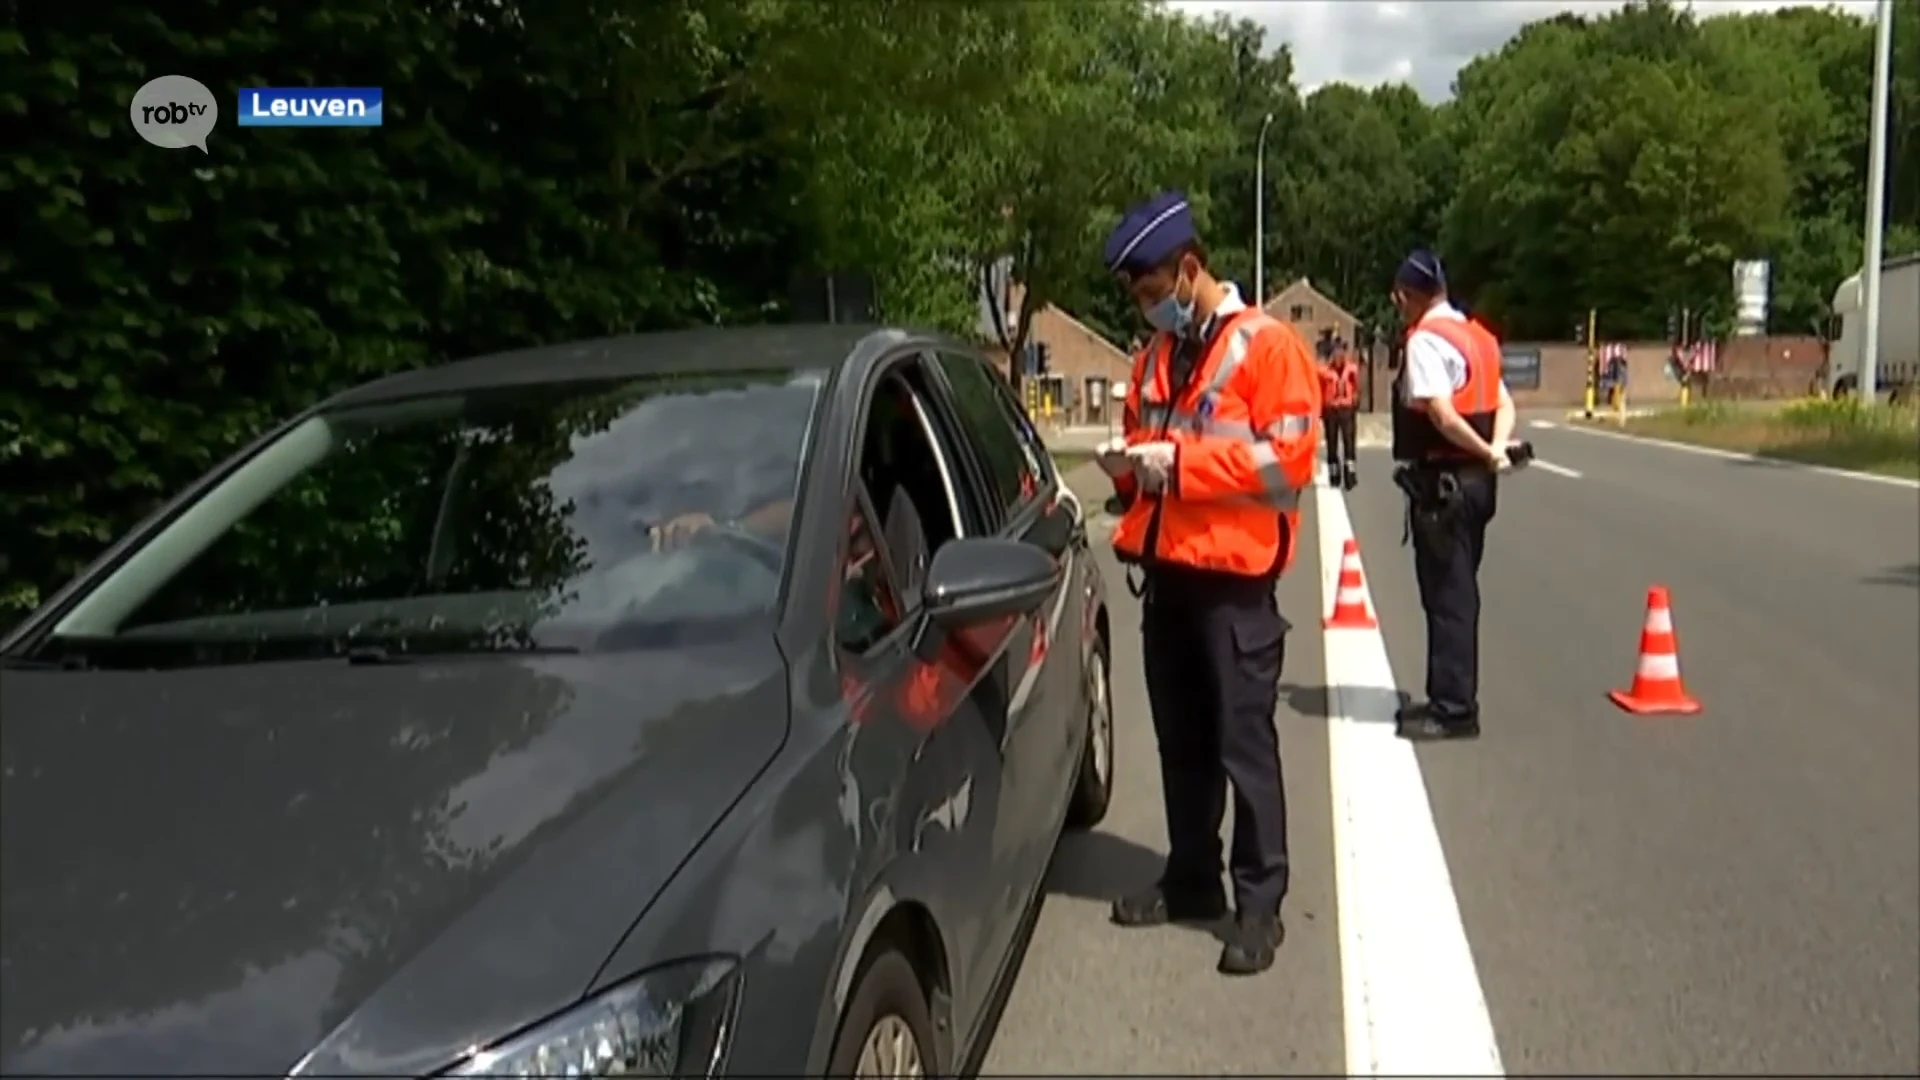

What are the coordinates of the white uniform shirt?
(1404, 300, 1470, 402)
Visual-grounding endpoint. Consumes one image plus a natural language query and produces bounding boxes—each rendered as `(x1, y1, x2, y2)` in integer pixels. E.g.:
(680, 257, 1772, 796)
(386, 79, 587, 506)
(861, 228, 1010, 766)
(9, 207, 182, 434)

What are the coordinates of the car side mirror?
(920, 538, 1060, 636)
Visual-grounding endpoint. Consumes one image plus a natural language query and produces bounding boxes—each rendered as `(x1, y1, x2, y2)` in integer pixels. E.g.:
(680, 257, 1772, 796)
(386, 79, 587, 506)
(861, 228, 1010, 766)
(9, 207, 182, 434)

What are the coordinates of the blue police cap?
(1394, 249, 1446, 292)
(1104, 190, 1196, 278)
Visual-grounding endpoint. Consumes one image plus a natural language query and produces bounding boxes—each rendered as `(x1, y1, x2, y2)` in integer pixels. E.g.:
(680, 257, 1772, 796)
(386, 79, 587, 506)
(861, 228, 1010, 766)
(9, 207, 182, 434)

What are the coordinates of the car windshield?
(24, 370, 823, 669)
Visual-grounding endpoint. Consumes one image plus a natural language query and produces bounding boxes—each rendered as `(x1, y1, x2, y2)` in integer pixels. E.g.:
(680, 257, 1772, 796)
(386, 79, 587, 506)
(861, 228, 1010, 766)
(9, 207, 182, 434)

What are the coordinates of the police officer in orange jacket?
(1094, 191, 1321, 975)
(1319, 340, 1361, 490)
(1388, 249, 1517, 741)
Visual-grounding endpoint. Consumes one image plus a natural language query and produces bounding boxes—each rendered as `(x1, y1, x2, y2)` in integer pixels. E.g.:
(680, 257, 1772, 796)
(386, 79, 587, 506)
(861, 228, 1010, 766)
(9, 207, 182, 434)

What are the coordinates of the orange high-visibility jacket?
(1319, 357, 1359, 410)
(1111, 309, 1321, 576)
(1406, 314, 1501, 461)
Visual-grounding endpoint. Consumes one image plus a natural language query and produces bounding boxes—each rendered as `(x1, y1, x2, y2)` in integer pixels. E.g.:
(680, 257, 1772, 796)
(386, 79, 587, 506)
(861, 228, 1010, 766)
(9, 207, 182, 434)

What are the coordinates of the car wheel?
(1066, 633, 1114, 829)
(825, 948, 938, 1079)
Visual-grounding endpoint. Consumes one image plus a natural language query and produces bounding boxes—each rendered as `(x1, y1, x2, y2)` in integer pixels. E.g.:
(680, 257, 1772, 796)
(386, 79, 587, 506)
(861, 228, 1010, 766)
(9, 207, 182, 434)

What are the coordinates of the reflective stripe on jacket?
(1111, 309, 1321, 576)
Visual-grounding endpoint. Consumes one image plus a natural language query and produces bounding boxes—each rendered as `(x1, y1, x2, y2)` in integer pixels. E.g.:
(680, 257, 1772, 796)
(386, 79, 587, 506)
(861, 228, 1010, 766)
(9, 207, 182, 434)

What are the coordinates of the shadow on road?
(1862, 562, 1920, 588)
(1044, 829, 1226, 942)
(1280, 681, 1408, 722)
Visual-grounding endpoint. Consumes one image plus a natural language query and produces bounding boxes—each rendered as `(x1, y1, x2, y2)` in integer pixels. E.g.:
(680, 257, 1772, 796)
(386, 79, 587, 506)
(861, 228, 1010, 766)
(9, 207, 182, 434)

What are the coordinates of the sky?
(1166, 0, 1880, 102)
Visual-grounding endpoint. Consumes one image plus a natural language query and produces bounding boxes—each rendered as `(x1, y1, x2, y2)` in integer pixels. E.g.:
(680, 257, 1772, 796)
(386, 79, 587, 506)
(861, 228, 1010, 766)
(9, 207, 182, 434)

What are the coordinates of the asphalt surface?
(983, 426, 1918, 1076)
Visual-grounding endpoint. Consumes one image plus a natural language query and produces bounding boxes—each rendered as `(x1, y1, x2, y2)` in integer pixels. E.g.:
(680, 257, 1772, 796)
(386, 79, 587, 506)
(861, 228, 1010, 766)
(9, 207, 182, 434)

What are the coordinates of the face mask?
(1144, 272, 1197, 336)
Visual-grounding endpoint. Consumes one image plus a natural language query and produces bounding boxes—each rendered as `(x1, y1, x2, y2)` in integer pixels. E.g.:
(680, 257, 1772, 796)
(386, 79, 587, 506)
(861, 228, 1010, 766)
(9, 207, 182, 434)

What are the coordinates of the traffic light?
(1666, 309, 1679, 343)
(1574, 321, 1586, 346)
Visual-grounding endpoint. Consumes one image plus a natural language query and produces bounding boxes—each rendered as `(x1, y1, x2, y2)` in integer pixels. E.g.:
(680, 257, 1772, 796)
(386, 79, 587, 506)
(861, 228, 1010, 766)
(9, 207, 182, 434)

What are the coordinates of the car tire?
(825, 948, 939, 1079)
(1066, 633, 1114, 829)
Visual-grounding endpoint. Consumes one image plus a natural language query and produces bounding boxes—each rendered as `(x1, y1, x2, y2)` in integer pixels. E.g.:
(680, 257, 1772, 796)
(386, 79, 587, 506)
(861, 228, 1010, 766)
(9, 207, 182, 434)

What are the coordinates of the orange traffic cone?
(1608, 585, 1701, 715)
(1324, 538, 1377, 630)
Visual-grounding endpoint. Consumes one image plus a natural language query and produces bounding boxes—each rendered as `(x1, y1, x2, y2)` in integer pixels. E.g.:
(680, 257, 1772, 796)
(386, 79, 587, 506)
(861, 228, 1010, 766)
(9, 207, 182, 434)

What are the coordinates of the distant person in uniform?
(1318, 339, 1361, 490)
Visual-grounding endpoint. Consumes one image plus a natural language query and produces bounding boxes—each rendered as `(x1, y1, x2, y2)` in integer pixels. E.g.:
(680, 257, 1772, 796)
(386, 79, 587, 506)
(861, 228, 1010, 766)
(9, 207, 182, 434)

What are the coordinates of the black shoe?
(1217, 910, 1284, 975)
(1110, 883, 1228, 928)
(1395, 703, 1480, 741)
(1342, 467, 1358, 491)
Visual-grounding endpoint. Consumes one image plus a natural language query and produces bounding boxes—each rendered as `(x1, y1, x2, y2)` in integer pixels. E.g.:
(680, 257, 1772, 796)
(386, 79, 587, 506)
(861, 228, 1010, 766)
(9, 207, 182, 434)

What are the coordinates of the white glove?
(1095, 437, 1132, 479)
(1126, 441, 1177, 491)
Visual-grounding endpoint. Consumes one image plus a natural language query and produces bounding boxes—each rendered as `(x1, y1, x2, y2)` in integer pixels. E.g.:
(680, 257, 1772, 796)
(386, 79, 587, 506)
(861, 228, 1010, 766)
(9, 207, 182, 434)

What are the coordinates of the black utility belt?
(1394, 462, 1469, 509)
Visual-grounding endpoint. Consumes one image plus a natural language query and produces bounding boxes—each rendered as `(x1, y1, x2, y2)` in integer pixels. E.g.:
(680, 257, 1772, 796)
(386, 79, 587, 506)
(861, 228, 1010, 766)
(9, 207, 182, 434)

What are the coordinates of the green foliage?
(1439, 0, 1919, 340)
(6, 0, 1918, 620)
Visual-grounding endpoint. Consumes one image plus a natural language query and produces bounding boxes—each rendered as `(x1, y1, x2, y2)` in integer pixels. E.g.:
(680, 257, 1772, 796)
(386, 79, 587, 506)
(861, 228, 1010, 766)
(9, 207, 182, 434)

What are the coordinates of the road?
(981, 419, 1920, 1076)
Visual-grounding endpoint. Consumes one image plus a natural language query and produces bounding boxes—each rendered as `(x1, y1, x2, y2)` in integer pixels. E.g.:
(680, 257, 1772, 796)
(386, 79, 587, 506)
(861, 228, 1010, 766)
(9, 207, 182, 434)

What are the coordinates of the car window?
(33, 371, 823, 668)
(836, 485, 901, 654)
(987, 371, 1056, 490)
(934, 352, 1036, 526)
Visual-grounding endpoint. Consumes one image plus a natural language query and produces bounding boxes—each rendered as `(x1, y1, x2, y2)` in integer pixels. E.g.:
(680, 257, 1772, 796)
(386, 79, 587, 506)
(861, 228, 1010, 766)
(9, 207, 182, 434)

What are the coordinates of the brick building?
(982, 285, 1134, 429)
(980, 276, 1387, 426)
(1262, 277, 1361, 356)
(974, 275, 1822, 424)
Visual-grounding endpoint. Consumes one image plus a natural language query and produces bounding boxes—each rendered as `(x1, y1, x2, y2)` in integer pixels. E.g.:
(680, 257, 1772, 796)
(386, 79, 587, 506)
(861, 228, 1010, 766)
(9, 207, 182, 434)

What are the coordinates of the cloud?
(1167, 0, 1877, 102)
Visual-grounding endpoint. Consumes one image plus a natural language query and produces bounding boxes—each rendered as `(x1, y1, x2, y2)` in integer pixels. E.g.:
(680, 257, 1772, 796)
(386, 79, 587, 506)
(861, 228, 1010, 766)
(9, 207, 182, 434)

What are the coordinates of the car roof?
(322, 324, 918, 409)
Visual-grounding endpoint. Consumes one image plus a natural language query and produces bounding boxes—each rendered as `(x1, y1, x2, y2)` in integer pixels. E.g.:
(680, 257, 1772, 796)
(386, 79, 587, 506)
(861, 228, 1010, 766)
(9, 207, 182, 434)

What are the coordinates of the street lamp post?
(1255, 111, 1275, 309)
(1859, 0, 1895, 400)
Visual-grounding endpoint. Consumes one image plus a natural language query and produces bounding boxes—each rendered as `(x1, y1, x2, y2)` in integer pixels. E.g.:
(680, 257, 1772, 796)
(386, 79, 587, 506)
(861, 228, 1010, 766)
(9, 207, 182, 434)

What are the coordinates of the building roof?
(1262, 277, 1359, 326)
(1042, 305, 1130, 361)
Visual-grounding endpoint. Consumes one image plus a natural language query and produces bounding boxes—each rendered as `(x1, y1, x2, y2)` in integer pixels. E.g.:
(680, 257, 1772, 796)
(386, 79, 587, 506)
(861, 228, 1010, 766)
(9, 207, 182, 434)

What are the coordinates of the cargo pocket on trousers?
(1228, 614, 1284, 689)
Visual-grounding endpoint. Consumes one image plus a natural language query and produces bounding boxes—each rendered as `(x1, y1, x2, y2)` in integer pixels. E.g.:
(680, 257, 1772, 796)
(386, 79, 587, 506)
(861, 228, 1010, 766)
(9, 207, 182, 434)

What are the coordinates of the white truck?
(1826, 252, 1920, 401)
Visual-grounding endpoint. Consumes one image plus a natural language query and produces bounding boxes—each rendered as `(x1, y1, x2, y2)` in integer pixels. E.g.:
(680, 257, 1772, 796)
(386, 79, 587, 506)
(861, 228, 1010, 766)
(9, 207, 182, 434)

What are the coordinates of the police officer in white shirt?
(1387, 250, 1517, 741)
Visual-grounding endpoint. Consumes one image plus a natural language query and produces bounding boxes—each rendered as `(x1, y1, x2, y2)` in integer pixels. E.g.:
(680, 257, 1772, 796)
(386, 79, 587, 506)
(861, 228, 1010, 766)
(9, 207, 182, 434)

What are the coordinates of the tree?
(5, 0, 1909, 621)
(972, 2, 1225, 389)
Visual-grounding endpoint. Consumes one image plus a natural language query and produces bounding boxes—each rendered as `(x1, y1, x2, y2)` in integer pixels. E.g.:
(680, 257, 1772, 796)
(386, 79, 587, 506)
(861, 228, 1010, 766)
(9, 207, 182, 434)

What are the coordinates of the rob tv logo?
(237, 87, 384, 127)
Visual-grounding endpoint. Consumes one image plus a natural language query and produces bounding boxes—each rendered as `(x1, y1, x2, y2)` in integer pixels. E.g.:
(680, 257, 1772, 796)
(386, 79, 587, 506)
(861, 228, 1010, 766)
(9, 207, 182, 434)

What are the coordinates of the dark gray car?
(0, 325, 1115, 1079)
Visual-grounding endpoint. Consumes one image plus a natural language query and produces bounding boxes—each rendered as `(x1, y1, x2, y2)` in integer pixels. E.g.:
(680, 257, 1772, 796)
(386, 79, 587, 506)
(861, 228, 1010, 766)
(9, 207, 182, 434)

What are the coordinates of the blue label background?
(236, 88, 383, 127)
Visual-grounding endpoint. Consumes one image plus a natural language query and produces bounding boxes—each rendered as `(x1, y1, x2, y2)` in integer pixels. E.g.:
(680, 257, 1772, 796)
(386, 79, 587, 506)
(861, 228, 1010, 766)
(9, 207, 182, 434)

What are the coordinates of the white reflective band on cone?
(1637, 652, 1681, 680)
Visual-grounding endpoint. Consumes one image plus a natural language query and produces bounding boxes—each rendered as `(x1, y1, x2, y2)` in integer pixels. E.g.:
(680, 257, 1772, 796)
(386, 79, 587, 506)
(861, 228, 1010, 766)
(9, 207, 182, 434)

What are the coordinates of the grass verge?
(1587, 399, 1920, 479)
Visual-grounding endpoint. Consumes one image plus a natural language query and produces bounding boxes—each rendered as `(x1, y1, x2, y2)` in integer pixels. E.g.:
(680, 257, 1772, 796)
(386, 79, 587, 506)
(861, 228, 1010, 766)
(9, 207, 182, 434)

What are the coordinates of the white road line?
(1559, 420, 1920, 489)
(1529, 459, 1583, 478)
(1529, 419, 1557, 430)
(1316, 488, 1506, 1079)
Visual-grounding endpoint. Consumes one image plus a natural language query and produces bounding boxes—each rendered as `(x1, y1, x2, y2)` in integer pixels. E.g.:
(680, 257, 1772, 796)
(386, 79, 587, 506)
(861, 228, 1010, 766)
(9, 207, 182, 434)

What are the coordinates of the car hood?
(0, 639, 789, 1078)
